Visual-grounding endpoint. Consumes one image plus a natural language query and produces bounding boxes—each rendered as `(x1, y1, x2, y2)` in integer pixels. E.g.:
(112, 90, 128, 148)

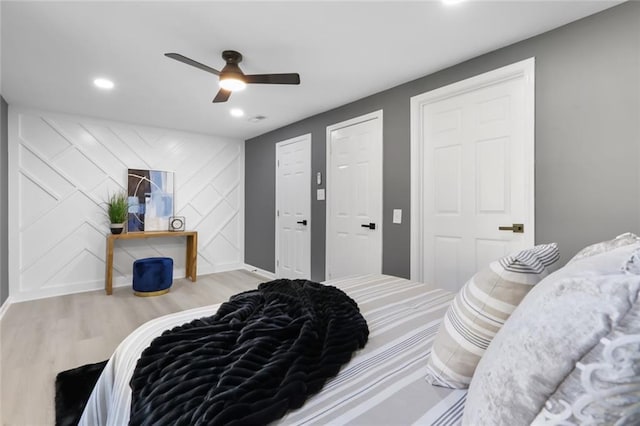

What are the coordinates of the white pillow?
(568, 232, 640, 265)
(532, 295, 640, 425)
(462, 244, 640, 425)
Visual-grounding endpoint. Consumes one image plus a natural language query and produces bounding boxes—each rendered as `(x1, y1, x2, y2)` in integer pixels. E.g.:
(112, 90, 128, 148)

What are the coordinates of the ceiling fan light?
(219, 78, 246, 91)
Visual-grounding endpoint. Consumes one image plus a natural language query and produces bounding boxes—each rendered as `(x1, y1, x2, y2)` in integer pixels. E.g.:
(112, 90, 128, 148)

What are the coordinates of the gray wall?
(245, 2, 640, 281)
(1, 96, 8, 306)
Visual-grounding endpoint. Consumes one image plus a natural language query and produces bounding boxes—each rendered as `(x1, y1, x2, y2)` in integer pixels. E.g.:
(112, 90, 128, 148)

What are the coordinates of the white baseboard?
(9, 263, 248, 303)
(243, 264, 276, 280)
(10, 280, 128, 303)
(0, 296, 14, 321)
(198, 263, 245, 276)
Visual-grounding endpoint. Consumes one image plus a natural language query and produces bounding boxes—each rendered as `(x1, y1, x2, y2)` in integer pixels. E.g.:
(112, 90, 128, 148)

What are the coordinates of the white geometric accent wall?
(8, 106, 244, 301)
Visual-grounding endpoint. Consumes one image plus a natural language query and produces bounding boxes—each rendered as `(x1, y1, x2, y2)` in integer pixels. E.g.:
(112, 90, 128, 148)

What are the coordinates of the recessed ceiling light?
(230, 108, 245, 118)
(442, 0, 466, 5)
(93, 78, 114, 90)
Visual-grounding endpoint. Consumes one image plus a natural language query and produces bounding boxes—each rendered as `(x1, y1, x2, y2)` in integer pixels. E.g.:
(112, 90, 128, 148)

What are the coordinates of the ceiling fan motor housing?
(220, 63, 245, 82)
(220, 51, 246, 82)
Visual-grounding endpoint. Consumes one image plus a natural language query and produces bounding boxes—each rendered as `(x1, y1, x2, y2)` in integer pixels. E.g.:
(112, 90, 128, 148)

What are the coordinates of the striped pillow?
(425, 243, 559, 389)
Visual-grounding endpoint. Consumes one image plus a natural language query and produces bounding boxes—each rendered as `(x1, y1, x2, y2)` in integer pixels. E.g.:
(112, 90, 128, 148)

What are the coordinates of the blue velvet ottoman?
(132, 257, 173, 297)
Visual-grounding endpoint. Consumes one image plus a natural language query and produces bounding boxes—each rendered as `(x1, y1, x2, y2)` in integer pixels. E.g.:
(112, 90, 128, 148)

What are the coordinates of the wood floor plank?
(0, 269, 266, 426)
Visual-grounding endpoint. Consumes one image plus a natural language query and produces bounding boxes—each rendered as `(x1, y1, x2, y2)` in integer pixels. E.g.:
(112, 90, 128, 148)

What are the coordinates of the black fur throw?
(55, 360, 108, 426)
(129, 279, 369, 425)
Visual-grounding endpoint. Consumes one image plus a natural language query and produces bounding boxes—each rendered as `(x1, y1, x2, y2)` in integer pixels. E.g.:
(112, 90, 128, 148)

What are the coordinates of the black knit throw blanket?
(129, 279, 369, 425)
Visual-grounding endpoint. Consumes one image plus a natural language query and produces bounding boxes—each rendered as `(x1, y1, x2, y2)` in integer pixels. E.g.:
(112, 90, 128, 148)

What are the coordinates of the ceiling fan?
(165, 50, 301, 103)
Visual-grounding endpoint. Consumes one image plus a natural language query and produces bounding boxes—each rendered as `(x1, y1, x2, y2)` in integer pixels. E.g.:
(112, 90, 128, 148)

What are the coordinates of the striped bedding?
(80, 274, 466, 425)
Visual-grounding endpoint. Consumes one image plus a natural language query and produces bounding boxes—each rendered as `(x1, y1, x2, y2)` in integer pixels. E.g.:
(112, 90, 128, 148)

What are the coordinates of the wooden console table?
(105, 231, 198, 295)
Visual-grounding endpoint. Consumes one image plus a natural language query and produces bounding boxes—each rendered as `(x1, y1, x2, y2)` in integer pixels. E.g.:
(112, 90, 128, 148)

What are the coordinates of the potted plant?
(107, 191, 128, 234)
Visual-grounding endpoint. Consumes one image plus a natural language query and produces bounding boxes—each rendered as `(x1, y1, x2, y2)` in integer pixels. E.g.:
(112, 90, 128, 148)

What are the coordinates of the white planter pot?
(110, 223, 125, 235)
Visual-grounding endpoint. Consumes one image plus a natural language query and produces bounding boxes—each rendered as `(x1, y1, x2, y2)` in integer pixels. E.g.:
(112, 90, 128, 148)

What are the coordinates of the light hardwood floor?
(0, 270, 266, 426)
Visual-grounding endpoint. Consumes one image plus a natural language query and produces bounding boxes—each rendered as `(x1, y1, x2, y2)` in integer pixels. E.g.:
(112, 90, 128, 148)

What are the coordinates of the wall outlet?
(317, 189, 325, 201)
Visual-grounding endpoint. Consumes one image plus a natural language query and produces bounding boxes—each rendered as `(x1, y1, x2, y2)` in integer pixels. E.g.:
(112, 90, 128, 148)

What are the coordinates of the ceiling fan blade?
(165, 53, 220, 76)
(212, 89, 232, 103)
(244, 73, 300, 85)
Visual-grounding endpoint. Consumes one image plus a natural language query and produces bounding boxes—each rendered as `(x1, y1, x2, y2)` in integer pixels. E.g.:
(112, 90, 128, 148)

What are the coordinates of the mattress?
(80, 274, 466, 425)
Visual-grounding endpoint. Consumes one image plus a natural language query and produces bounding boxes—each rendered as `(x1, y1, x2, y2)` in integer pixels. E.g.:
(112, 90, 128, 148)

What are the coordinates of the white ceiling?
(1, 1, 622, 140)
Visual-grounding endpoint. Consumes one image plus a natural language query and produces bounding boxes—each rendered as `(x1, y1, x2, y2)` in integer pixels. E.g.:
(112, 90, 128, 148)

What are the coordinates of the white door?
(411, 58, 535, 292)
(276, 134, 311, 279)
(326, 111, 383, 280)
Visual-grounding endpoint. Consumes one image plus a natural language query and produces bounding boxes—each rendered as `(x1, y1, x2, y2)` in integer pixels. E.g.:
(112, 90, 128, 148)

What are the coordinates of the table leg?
(186, 234, 198, 282)
(105, 237, 114, 295)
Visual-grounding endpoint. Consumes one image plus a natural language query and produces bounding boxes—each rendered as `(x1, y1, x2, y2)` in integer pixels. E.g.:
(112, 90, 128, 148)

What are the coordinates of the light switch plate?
(393, 209, 402, 224)
(316, 172, 322, 186)
(317, 189, 325, 201)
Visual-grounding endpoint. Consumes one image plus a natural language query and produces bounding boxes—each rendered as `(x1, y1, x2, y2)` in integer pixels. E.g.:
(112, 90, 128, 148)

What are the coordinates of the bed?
(80, 274, 466, 426)
(80, 234, 640, 425)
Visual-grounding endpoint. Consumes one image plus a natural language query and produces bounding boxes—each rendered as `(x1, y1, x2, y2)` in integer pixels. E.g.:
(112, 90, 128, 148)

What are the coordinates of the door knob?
(498, 223, 524, 233)
(297, 220, 307, 226)
(361, 223, 376, 230)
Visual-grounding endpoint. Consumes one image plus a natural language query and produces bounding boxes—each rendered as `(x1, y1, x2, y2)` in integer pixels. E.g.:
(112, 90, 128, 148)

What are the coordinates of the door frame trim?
(410, 57, 535, 282)
(325, 110, 383, 280)
(275, 133, 312, 279)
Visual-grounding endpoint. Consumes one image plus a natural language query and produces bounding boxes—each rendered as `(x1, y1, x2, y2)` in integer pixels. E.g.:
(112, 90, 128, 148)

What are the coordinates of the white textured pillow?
(463, 244, 640, 426)
(568, 232, 640, 265)
(425, 243, 559, 389)
(532, 296, 640, 425)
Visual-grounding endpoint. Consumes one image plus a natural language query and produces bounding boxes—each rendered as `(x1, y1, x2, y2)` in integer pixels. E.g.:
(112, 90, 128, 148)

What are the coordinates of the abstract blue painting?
(127, 169, 174, 232)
